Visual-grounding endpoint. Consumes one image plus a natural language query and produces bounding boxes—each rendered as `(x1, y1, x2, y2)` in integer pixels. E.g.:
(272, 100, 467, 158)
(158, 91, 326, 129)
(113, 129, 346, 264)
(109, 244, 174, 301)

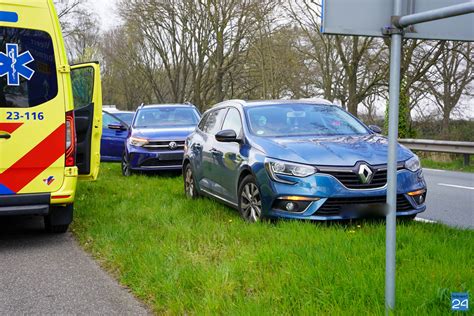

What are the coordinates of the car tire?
(122, 153, 133, 176)
(238, 174, 263, 222)
(44, 204, 73, 234)
(184, 163, 199, 199)
(398, 214, 416, 222)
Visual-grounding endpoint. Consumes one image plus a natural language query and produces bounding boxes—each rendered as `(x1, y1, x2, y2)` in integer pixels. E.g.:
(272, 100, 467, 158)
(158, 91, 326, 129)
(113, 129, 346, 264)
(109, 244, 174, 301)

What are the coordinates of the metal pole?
(397, 2, 474, 28)
(386, 0, 403, 313)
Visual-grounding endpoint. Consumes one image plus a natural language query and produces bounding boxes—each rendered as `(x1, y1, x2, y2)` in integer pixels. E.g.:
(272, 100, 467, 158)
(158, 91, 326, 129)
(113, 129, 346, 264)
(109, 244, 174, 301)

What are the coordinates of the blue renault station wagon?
(183, 99, 426, 222)
(122, 104, 200, 175)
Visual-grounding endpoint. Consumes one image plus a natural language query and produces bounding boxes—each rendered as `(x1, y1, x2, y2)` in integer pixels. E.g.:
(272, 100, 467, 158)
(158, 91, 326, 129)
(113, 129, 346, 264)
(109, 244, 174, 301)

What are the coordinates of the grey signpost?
(321, 0, 474, 313)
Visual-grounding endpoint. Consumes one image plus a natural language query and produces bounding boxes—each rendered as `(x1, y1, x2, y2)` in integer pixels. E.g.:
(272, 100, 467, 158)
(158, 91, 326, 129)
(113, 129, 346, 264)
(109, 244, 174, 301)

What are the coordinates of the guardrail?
(398, 139, 474, 166)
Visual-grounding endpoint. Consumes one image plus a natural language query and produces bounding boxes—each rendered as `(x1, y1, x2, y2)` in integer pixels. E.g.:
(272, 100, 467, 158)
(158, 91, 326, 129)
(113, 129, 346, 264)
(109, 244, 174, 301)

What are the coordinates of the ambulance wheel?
(45, 204, 73, 234)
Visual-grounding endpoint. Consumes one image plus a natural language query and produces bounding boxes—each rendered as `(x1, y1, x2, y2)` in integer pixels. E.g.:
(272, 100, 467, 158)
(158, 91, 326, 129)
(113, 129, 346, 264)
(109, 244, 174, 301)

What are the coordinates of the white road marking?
(415, 217, 438, 224)
(423, 168, 446, 172)
(438, 183, 474, 190)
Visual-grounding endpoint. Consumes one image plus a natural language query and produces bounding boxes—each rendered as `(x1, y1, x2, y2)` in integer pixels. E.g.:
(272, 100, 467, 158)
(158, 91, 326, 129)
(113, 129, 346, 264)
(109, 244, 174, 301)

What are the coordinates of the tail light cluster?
(65, 110, 76, 167)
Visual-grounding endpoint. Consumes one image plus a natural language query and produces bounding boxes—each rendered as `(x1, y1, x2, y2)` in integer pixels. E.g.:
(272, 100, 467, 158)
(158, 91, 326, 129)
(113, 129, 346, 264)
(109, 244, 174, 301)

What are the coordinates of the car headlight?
(129, 136, 149, 147)
(405, 155, 421, 172)
(265, 158, 317, 184)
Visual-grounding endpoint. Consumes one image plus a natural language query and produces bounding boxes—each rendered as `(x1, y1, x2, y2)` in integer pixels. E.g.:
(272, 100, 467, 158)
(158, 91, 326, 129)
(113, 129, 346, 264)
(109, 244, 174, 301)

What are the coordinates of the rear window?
(0, 27, 58, 108)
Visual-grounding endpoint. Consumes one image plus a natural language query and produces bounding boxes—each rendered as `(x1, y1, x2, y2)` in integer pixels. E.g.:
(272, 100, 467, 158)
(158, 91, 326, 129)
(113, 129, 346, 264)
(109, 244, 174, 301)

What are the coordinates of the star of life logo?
(0, 43, 35, 86)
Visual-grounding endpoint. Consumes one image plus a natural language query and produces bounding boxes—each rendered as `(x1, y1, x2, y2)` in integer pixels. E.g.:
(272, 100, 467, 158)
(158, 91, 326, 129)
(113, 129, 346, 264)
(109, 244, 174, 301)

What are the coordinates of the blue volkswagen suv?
(122, 104, 200, 175)
(183, 100, 427, 222)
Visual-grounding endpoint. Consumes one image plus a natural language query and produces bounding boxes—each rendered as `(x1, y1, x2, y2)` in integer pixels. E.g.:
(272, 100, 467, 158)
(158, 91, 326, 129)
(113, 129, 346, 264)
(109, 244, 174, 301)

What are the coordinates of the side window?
(102, 112, 120, 129)
(202, 109, 227, 135)
(198, 112, 209, 131)
(222, 108, 243, 136)
(71, 66, 94, 109)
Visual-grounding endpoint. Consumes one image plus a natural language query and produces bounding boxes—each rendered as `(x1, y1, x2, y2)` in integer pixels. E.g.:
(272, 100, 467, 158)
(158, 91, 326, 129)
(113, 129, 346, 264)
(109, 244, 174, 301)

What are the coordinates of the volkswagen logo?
(169, 141, 178, 150)
(358, 164, 374, 184)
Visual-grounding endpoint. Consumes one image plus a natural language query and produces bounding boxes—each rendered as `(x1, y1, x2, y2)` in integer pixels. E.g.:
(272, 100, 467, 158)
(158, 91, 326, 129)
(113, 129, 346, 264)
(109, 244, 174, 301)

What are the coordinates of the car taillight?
(65, 110, 76, 167)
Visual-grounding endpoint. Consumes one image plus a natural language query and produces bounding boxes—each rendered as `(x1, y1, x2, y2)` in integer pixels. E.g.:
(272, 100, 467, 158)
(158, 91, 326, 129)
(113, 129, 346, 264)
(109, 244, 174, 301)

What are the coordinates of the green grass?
(73, 163, 473, 314)
(421, 157, 474, 173)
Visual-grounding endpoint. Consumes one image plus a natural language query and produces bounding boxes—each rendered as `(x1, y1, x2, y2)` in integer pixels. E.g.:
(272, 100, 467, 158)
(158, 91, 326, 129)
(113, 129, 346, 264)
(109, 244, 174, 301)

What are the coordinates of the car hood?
(253, 134, 413, 166)
(132, 126, 196, 140)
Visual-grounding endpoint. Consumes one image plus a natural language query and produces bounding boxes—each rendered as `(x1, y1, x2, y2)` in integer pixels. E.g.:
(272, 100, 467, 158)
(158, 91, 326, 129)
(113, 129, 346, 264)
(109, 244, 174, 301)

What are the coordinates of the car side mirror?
(215, 129, 240, 142)
(108, 123, 127, 131)
(369, 125, 382, 134)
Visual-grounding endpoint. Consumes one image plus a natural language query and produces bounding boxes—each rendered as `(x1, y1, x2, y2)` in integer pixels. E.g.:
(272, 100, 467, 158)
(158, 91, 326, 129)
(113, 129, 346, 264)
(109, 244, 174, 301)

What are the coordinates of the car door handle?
(0, 133, 11, 139)
(210, 148, 222, 155)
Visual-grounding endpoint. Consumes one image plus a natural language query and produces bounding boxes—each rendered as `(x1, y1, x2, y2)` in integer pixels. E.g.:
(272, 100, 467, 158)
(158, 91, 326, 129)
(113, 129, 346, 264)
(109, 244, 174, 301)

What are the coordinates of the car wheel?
(398, 214, 416, 222)
(122, 153, 132, 176)
(184, 163, 199, 199)
(44, 204, 73, 234)
(238, 175, 263, 222)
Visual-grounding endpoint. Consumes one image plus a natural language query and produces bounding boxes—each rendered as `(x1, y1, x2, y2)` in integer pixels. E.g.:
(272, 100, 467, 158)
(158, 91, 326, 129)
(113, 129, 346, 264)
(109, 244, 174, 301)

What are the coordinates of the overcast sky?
(90, 0, 120, 30)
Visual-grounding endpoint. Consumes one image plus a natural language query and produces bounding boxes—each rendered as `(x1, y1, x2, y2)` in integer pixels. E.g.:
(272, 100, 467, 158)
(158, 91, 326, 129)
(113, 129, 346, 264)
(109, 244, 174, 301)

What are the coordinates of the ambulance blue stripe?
(0, 11, 18, 23)
(0, 183, 15, 195)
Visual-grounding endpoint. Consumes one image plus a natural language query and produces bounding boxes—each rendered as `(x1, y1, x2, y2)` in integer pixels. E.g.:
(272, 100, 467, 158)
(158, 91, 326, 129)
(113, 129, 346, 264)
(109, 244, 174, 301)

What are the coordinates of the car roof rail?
(183, 101, 197, 107)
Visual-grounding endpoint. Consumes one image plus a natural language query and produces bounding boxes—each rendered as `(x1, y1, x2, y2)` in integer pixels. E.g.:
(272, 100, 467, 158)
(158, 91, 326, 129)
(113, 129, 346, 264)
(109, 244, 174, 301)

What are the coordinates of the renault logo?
(169, 141, 177, 150)
(358, 164, 374, 184)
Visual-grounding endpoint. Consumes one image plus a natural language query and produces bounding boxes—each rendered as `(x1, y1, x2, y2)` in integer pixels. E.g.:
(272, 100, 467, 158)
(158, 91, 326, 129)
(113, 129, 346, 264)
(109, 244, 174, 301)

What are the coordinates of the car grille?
(143, 140, 185, 151)
(319, 164, 404, 189)
(316, 195, 413, 216)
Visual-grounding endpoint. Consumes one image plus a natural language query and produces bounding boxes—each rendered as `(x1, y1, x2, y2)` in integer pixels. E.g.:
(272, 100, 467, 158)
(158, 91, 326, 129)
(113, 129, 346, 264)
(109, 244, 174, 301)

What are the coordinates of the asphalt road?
(419, 168, 473, 229)
(0, 216, 149, 315)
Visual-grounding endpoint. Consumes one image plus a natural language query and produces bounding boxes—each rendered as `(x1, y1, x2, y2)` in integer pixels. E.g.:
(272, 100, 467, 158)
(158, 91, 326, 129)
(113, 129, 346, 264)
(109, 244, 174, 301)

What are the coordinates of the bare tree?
(65, 12, 100, 63)
(424, 42, 474, 136)
(53, 0, 83, 37)
(287, 1, 388, 115)
(101, 28, 156, 108)
(286, 0, 344, 102)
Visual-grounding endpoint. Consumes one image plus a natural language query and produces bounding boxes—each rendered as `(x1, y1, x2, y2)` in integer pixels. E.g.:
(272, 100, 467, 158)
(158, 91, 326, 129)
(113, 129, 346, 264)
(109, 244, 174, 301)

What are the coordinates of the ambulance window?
(0, 27, 58, 108)
(71, 66, 94, 109)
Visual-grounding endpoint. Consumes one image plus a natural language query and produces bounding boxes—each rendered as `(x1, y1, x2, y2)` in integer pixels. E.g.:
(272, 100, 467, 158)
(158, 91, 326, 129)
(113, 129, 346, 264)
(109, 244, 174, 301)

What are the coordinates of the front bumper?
(257, 167, 427, 220)
(127, 146, 184, 171)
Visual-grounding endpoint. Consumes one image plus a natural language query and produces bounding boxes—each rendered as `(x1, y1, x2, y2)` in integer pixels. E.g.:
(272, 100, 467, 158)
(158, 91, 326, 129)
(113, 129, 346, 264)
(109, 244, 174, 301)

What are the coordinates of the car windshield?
(114, 112, 134, 125)
(246, 104, 369, 137)
(134, 107, 199, 128)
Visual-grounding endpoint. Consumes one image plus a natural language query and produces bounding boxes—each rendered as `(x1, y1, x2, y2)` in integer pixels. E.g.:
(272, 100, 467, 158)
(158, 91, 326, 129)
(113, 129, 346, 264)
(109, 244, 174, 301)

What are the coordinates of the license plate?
(158, 153, 183, 161)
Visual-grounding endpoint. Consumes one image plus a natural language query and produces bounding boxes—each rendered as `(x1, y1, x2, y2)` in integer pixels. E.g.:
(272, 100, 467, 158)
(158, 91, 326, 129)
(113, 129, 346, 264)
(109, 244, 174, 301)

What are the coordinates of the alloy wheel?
(122, 154, 131, 176)
(240, 182, 262, 222)
(184, 166, 195, 198)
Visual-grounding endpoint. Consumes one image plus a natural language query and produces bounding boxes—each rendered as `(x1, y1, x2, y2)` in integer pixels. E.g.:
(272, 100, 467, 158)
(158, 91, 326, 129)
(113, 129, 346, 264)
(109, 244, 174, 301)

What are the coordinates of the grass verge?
(421, 157, 474, 173)
(73, 163, 473, 314)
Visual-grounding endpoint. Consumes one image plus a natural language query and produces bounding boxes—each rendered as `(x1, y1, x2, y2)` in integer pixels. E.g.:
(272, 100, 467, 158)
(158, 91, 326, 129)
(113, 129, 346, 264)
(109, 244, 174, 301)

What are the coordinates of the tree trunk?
(347, 78, 358, 116)
(442, 110, 450, 138)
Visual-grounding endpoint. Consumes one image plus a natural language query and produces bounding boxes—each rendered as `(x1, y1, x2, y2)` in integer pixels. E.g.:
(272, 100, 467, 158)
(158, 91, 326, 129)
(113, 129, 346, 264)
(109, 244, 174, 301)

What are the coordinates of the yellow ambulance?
(0, 0, 102, 232)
